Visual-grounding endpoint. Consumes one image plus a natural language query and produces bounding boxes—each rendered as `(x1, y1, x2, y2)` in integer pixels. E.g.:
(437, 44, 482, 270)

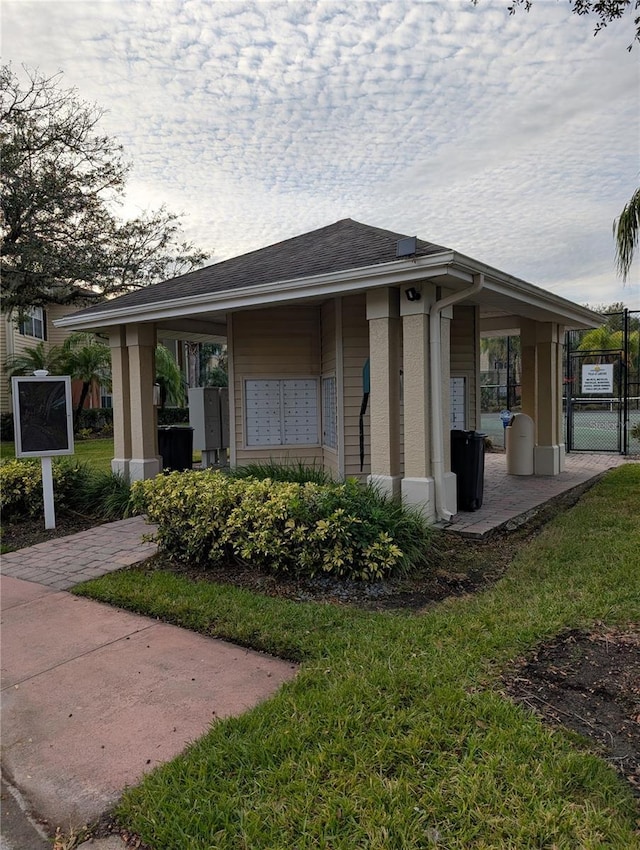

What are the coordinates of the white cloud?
(2, 0, 639, 307)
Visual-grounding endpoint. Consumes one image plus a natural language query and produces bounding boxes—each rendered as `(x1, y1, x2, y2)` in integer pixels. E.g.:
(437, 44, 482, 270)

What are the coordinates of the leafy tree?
(578, 324, 624, 354)
(0, 64, 208, 312)
(199, 342, 228, 386)
(5, 340, 66, 378)
(61, 333, 112, 426)
(6, 335, 187, 428)
(203, 366, 229, 388)
(480, 336, 521, 378)
(472, 1, 640, 47)
(578, 309, 639, 382)
(155, 344, 186, 408)
(582, 302, 640, 332)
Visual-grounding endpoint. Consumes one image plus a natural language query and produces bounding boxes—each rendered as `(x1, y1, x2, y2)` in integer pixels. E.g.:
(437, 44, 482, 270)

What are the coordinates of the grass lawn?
(0, 438, 202, 470)
(76, 465, 640, 849)
(0, 437, 116, 472)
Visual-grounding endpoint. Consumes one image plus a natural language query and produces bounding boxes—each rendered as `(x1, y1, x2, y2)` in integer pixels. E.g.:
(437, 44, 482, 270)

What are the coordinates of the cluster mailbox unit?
(188, 387, 230, 467)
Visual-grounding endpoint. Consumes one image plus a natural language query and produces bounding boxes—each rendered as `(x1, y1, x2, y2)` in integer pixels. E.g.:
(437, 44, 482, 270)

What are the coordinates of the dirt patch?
(503, 624, 640, 796)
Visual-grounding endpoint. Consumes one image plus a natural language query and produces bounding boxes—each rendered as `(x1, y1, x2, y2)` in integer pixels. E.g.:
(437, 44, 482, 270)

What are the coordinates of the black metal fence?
(565, 309, 640, 454)
(480, 311, 640, 454)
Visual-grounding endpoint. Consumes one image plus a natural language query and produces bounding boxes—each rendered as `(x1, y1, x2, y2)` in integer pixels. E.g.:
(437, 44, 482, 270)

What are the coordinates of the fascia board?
(452, 252, 603, 328)
(53, 252, 455, 330)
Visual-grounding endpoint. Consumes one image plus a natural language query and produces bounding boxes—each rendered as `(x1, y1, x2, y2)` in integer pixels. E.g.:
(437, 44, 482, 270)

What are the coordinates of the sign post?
(11, 372, 74, 530)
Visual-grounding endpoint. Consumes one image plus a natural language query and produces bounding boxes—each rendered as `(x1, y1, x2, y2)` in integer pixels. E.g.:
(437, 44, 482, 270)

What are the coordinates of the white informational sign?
(581, 364, 614, 395)
(11, 374, 74, 529)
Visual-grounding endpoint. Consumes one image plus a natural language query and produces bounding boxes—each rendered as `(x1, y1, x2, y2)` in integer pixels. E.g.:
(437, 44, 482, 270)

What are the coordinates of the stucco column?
(400, 285, 436, 521)
(534, 322, 565, 475)
(126, 323, 161, 481)
(366, 288, 401, 498)
(108, 327, 131, 479)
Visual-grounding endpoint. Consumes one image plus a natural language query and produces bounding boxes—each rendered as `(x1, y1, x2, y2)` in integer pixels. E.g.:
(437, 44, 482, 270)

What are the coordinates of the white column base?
(401, 477, 436, 523)
(367, 474, 402, 500)
(111, 458, 130, 479)
(534, 444, 565, 476)
(128, 457, 162, 481)
(443, 471, 458, 517)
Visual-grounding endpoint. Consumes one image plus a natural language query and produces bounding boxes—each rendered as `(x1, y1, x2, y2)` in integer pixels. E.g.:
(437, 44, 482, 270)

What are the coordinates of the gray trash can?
(505, 413, 534, 475)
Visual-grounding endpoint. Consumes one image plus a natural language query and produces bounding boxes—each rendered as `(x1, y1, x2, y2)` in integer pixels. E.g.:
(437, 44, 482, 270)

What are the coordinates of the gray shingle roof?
(68, 219, 449, 318)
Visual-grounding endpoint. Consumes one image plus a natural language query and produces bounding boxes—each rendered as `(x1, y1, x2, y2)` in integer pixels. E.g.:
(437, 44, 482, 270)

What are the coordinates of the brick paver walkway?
(0, 516, 157, 589)
(448, 451, 635, 537)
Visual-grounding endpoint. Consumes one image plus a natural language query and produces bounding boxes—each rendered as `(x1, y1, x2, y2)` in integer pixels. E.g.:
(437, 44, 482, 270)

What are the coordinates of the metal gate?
(565, 309, 640, 454)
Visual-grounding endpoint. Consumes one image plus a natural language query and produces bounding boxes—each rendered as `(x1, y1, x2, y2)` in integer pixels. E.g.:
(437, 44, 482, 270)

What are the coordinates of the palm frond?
(613, 187, 640, 282)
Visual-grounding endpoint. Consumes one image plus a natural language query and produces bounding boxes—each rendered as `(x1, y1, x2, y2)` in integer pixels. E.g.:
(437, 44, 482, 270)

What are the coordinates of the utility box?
(188, 387, 230, 467)
(505, 413, 535, 476)
(450, 430, 486, 511)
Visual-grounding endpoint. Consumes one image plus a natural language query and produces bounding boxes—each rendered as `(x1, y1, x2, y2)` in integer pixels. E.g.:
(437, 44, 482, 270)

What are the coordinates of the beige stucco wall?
(227, 291, 472, 489)
(0, 304, 75, 416)
(229, 296, 374, 478)
(231, 306, 324, 467)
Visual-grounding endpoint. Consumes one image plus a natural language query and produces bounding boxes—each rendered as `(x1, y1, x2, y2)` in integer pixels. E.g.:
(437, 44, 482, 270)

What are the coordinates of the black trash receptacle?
(450, 430, 486, 511)
(158, 426, 194, 472)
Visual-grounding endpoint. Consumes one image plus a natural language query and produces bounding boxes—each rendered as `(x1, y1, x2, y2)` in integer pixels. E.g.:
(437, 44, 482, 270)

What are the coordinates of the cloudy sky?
(3, 0, 639, 308)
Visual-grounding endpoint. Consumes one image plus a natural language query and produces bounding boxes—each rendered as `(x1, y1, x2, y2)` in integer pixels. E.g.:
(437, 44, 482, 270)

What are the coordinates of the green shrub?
(0, 410, 115, 441)
(59, 461, 133, 520)
(0, 412, 15, 442)
(0, 459, 48, 519)
(0, 458, 87, 519)
(226, 460, 335, 485)
(157, 408, 189, 426)
(131, 471, 431, 581)
(0, 457, 132, 522)
(76, 407, 113, 433)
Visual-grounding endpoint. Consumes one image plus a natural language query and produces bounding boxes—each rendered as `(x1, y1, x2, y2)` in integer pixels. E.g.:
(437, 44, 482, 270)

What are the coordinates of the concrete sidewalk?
(1, 523, 297, 843)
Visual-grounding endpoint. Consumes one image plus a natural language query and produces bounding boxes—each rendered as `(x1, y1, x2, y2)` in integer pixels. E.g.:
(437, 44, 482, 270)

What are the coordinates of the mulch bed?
(502, 624, 640, 796)
(0, 513, 107, 552)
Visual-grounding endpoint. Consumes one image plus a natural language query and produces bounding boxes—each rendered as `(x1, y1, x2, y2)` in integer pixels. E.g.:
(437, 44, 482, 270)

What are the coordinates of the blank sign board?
(12, 376, 74, 457)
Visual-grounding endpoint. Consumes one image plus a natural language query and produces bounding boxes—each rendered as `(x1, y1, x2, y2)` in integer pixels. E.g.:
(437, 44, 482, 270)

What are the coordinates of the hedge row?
(132, 470, 431, 581)
(0, 407, 190, 442)
(0, 458, 131, 522)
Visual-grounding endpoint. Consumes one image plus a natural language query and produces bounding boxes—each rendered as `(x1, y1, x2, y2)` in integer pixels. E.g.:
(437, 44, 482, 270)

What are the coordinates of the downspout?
(430, 273, 484, 522)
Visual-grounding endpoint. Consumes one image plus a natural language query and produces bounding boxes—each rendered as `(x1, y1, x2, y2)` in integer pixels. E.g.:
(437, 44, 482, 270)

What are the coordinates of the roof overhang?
(55, 250, 601, 334)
